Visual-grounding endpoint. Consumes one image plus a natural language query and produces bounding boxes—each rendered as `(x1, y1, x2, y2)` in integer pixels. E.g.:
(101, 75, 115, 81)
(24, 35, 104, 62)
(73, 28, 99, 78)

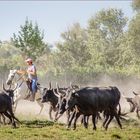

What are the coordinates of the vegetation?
(11, 18, 50, 61)
(0, 1, 140, 84)
(0, 117, 139, 140)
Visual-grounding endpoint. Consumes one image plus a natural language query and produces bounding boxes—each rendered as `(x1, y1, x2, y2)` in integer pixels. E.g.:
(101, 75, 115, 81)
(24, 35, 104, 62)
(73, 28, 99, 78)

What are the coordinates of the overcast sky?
(0, 1, 134, 45)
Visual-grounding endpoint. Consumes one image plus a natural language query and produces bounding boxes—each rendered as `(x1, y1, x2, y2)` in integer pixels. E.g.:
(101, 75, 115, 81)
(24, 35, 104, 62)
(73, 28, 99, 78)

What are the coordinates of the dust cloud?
(0, 75, 140, 123)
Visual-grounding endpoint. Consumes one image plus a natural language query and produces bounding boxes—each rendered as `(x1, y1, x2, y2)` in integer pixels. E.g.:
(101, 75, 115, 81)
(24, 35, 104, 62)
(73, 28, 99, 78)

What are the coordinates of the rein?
(12, 72, 27, 88)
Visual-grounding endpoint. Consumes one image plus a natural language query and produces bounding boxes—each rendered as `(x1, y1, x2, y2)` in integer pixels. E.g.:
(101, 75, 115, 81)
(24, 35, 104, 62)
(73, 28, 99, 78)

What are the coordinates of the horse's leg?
(136, 108, 140, 119)
(13, 94, 23, 113)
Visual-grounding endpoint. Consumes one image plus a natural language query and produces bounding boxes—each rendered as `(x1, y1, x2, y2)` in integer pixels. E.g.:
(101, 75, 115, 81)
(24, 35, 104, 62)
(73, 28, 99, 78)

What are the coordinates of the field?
(0, 100, 139, 140)
(0, 117, 140, 140)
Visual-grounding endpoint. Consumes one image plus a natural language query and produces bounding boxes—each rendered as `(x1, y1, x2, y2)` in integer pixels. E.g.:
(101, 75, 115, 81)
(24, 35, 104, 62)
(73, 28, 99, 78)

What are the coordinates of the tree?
(87, 8, 127, 73)
(11, 18, 46, 60)
(132, 0, 140, 12)
(55, 23, 90, 73)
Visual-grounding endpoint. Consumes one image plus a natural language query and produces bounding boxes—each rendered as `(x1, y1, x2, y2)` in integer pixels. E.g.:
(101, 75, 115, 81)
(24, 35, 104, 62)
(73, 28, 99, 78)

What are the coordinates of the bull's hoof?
(66, 126, 70, 130)
(93, 127, 97, 131)
(12, 123, 16, 129)
(54, 119, 57, 122)
(73, 127, 76, 130)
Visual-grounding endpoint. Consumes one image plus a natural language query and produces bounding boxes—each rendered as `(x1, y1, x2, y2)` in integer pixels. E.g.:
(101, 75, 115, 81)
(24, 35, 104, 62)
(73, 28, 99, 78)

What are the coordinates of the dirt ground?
(15, 76, 140, 123)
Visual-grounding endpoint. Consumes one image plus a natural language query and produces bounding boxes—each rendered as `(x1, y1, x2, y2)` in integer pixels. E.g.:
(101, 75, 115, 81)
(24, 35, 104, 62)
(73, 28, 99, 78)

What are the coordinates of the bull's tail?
(118, 103, 128, 120)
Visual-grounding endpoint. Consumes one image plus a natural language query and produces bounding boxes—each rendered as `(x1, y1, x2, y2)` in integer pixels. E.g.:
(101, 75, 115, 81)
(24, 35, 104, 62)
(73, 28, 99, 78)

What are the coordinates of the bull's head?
(41, 82, 53, 103)
(65, 91, 79, 110)
(6, 69, 17, 85)
(41, 88, 48, 103)
(122, 93, 135, 112)
(2, 83, 18, 104)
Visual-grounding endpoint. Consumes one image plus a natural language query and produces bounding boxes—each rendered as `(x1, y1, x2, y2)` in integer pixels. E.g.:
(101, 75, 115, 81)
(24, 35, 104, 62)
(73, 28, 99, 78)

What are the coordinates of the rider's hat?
(25, 58, 32, 63)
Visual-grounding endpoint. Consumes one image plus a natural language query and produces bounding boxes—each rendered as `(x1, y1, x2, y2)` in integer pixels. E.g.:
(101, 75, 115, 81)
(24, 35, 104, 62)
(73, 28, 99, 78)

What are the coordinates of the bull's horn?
(53, 89, 60, 98)
(133, 91, 139, 96)
(2, 83, 8, 92)
(70, 82, 72, 88)
(49, 82, 52, 90)
(78, 84, 80, 89)
(56, 83, 61, 95)
(56, 82, 60, 88)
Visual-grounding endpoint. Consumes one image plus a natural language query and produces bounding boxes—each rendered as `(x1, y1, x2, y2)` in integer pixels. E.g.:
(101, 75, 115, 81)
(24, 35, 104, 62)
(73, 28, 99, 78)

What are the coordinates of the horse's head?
(6, 69, 17, 85)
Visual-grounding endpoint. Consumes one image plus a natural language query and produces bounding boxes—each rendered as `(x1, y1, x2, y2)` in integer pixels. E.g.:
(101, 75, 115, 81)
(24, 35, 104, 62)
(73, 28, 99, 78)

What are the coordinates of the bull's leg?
(54, 112, 63, 121)
(1, 114, 6, 125)
(3, 112, 15, 128)
(48, 106, 53, 120)
(36, 98, 44, 115)
(0, 114, 2, 124)
(112, 109, 122, 129)
(83, 115, 88, 129)
(67, 111, 76, 129)
(105, 115, 114, 130)
(7, 105, 21, 125)
(102, 112, 109, 128)
(136, 108, 140, 119)
(73, 112, 81, 130)
(92, 114, 97, 130)
(66, 110, 70, 125)
(0, 114, 6, 125)
(81, 115, 84, 124)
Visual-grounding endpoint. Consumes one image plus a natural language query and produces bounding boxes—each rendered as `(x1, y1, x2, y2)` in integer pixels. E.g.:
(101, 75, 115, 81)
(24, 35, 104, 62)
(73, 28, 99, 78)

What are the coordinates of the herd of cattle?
(0, 69, 140, 129)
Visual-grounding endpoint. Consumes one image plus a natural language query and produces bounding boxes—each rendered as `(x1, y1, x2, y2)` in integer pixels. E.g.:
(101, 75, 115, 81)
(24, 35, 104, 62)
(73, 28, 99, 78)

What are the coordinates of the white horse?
(6, 69, 44, 114)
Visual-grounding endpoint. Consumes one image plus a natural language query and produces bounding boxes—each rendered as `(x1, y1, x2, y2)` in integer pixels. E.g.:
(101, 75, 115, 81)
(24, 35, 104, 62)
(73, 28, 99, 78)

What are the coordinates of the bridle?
(8, 70, 27, 89)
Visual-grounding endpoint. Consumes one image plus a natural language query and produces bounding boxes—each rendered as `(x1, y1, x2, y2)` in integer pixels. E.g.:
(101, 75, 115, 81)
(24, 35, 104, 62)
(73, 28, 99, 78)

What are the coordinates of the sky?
(0, 1, 134, 46)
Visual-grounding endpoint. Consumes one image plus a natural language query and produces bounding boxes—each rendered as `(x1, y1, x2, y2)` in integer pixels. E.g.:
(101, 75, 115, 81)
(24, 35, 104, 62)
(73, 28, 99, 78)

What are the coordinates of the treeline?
(0, 1, 140, 84)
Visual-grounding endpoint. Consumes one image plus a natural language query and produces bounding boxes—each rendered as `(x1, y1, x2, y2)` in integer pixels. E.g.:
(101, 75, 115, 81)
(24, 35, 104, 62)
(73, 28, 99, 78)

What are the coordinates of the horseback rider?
(25, 58, 38, 101)
(17, 58, 38, 101)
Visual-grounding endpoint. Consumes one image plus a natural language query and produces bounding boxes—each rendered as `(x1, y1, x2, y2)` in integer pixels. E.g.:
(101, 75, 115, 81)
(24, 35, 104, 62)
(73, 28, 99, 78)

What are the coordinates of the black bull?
(64, 86, 122, 130)
(0, 84, 21, 128)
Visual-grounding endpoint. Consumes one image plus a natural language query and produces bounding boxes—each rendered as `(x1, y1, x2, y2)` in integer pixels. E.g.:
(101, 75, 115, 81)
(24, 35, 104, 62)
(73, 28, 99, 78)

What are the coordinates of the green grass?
(0, 117, 139, 140)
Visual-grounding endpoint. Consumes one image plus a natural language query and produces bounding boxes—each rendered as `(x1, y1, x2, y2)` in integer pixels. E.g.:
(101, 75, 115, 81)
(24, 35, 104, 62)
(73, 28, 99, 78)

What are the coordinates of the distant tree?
(132, 0, 140, 12)
(55, 23, 90, 73)
(11, 18, 46, 60)
(87, 8, 127, 71)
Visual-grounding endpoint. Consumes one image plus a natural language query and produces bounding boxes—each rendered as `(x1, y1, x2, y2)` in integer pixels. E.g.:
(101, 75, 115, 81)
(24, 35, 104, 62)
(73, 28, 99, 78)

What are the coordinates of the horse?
(6, 69, 44, 115)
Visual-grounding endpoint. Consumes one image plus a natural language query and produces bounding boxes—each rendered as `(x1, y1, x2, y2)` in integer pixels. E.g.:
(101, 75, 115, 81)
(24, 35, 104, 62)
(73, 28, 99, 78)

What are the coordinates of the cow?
(123, 91, 140, 119)
(41, 83, 80, 122)
(54, 85, 93, 129)
(41, 83, 68, 121)
(0, 83, 20, 128)
(62, 86, 122, 130)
